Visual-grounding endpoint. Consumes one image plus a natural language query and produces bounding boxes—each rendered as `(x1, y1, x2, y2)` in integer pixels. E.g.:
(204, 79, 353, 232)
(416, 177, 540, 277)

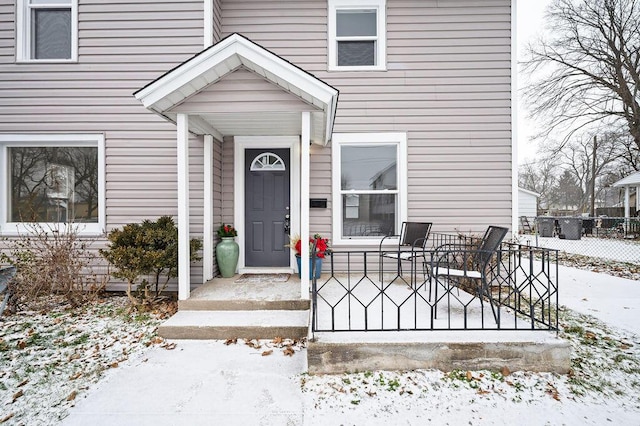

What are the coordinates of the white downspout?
(510, 0, 519, 237)
(202, 1, 214, 283)
(204, 0, 213, 48)
(300, 112, 311, 299)
(177, 113, 191, 300)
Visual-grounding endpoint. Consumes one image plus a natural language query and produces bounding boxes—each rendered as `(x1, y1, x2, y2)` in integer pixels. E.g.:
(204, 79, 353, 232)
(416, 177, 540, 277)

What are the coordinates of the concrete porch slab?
(180, 274, 308, 310)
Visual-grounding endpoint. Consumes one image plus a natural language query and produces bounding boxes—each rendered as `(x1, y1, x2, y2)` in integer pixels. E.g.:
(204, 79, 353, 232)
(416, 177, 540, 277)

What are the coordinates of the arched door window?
(250, 152, 286, 171)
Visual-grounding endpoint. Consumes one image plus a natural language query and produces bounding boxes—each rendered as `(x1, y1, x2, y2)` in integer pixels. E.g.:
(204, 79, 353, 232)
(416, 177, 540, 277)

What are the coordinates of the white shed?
(518, 187, 539, 218)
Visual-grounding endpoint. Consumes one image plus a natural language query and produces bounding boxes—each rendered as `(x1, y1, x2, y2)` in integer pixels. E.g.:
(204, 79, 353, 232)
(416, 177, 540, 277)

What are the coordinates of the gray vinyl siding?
(220, 0, 513, 245)
(171, 67, 318, 114)
(0, 1, 206, 290)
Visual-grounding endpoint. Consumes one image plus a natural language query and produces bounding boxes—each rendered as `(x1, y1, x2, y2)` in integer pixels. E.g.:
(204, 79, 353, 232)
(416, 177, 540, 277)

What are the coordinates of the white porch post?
(300, 111, 311, 299)
(177, 113, 191, 300)
(636, 186, 640, 213)
(625, 186, 631, 219)
(203, 134, 214, 283)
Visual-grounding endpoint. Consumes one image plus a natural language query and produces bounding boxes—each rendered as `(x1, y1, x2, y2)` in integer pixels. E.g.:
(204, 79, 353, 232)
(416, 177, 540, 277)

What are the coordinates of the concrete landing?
(308, 331, 571, 374)
(158, 310, 309, 340)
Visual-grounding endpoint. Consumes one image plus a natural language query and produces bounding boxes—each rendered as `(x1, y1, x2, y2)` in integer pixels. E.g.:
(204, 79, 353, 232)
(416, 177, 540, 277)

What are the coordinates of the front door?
(244, 148, 291, 267)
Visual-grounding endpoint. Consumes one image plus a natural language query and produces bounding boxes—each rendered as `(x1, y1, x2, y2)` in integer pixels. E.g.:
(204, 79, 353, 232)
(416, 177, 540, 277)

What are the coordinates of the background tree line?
(520, 0, 639, 214)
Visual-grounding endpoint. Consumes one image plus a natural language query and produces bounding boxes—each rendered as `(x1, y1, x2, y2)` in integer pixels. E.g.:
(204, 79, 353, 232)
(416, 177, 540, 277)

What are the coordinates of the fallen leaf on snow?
(161, 342, 177, 350)
(0, 413, 14, 423)
(244, 339, 261, 349)
(66, 390, 77, 401)
(224, 338, 237, 345)
(262, 350, 273, 356)
(283, 346, 295, 356)
(12, 390, 24, 403)
(273, 337, 283, 344)
(17, 379, 28, 387)
(69, 372, 82, 380)
(146, 336, 164, 347)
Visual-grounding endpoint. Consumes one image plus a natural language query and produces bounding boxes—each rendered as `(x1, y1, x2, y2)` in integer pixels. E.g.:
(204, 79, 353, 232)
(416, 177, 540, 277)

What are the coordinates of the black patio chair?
(379, 221, 433, 288)
(431, 226, 508, 327)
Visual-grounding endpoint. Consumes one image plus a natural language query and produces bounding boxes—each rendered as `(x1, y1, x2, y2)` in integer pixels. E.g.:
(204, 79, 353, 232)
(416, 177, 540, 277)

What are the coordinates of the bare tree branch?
(523, 0, 640, 150)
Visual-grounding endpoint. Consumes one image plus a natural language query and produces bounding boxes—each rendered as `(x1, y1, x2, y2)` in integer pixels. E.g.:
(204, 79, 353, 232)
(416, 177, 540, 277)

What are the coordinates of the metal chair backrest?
(472, 226, 508, 270)
(400, 222, 433, 249)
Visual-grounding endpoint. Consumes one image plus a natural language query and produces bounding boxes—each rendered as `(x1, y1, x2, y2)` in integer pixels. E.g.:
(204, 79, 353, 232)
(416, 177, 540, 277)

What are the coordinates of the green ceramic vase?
(216, 237, 239, 278)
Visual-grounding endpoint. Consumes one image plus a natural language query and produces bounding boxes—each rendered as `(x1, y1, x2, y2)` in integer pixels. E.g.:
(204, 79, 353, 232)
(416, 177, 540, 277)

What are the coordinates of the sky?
(516, 0, 553, 164)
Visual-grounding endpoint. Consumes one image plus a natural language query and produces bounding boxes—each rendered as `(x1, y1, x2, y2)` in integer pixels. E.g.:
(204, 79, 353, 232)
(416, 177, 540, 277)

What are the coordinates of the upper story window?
(16, 0, 78, 62)
(0, 134, 105, 235)
(328, 0, 386, 71)
(331, 133, 407, 245)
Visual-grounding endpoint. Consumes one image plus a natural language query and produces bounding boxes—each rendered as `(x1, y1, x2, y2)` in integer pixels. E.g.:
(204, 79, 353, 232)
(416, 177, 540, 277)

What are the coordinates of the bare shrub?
(0, 223, 106, 312)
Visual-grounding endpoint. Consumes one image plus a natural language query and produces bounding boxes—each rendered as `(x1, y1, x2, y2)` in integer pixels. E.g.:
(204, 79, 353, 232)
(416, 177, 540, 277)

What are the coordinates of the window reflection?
(9, 147, 99, 223)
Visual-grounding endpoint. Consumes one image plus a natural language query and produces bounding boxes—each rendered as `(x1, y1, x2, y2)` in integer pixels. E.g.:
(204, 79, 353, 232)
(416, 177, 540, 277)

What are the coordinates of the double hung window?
(17, 0, 78, 62)
(332, 133, 407, 244)
(328, 0, 386, 71)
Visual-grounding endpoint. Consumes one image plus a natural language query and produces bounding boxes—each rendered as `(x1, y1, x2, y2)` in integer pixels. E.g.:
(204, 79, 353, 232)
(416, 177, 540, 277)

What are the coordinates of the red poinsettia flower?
(288, 233, 330, 258)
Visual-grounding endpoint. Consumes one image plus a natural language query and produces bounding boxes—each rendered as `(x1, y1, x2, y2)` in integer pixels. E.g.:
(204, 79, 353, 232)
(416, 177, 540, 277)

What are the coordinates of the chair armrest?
(379, 234, 401, 252)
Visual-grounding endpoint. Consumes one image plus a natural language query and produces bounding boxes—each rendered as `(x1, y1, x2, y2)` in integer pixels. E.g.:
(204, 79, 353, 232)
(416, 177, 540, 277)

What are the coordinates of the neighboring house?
(518, 187, 539, 218)
(613, 171, 640, 219)
(0, 0, 515, 300)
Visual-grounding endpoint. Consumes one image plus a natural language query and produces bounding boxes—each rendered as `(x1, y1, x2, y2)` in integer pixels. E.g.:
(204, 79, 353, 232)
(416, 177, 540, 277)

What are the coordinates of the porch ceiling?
(134, 33, 338, 145)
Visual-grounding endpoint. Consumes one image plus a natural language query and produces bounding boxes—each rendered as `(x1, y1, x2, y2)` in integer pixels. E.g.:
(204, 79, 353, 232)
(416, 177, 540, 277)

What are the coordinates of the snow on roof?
(613, 171, 640, 187)
(518, 187, 540, 197)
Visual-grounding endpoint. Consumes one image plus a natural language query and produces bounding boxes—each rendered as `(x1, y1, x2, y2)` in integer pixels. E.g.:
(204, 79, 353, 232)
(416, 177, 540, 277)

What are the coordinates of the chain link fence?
(517, 216, 640, 265)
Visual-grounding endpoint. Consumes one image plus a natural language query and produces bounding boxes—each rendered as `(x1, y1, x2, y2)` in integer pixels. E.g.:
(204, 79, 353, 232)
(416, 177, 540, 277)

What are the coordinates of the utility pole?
(590, 135, 597, 217)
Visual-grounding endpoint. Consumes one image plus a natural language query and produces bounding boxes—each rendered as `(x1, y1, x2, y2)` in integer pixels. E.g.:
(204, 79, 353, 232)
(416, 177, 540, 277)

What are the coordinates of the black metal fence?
(310, 235, 558, 334)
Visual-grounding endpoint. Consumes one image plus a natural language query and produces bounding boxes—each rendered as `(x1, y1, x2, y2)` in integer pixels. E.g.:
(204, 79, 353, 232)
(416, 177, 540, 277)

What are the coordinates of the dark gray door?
(245, 148, 290, 267)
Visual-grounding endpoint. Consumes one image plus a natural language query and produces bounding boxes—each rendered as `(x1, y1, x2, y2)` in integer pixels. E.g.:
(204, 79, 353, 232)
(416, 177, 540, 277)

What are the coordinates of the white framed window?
(328, 0, 386, 71)
(332, 132, 407, 245)
(16, 0, 78, 62)
(0, 134, 105, 235)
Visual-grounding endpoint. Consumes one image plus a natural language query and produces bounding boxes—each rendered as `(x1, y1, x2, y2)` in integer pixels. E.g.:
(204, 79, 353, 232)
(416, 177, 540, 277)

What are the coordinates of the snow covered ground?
(0, 297, 172, 425)
(2, 263, 640, 425)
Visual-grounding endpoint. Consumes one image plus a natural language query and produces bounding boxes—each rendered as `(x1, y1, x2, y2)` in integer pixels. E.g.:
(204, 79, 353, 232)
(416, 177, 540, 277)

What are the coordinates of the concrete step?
(178, 298, 310, 311)
(157, 310, 310, 340)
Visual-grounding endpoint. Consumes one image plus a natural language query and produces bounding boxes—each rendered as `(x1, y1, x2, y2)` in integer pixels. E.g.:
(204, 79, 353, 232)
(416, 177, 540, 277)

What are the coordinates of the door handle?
(284, 214, 290, 234)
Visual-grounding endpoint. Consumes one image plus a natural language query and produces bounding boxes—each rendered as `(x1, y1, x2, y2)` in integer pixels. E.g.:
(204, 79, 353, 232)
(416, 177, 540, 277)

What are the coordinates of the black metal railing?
(310, 235, 559, 335)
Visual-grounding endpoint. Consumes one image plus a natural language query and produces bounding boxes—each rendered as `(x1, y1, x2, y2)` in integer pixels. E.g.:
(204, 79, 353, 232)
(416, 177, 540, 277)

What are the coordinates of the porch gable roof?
(134, 33, 339, 145)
